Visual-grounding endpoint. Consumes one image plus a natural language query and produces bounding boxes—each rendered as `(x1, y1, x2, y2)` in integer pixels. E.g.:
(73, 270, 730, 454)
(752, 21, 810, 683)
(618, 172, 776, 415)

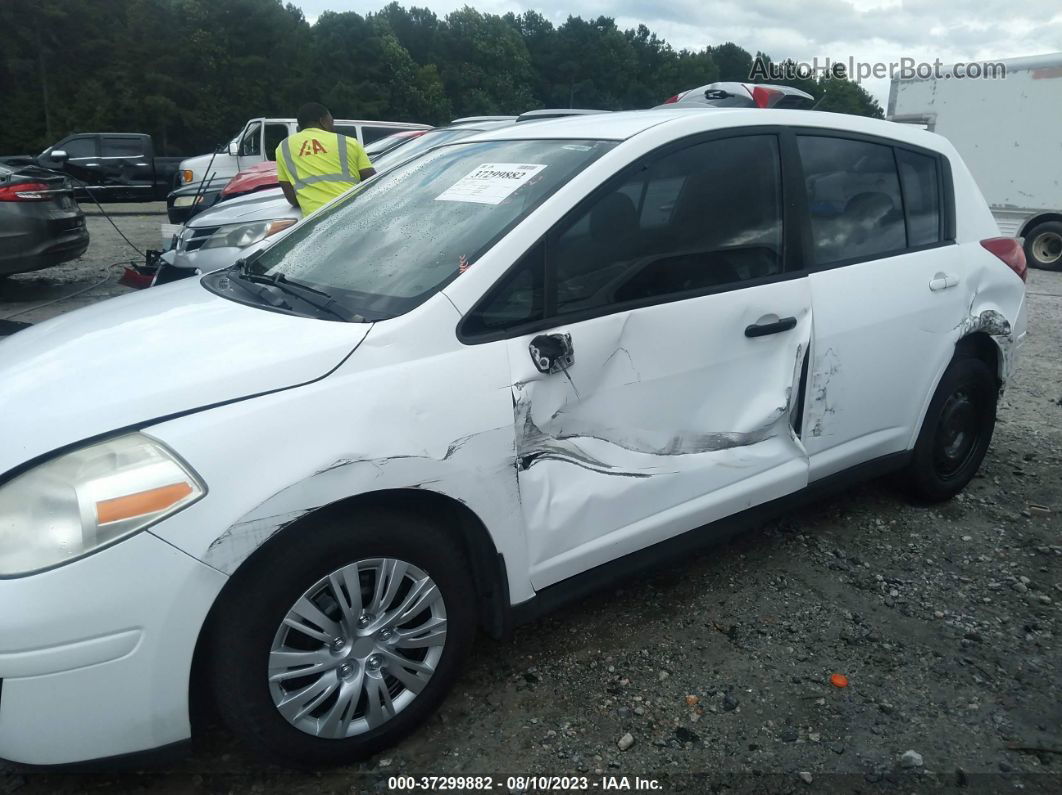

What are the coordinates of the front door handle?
(745, 316, 797, 338)
(929, 272, 960, 291)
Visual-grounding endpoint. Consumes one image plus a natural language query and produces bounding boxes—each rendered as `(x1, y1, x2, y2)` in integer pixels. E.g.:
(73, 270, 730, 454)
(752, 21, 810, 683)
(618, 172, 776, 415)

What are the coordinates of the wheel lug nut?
(330, 636, 345, 651)
(366, 654, 384, 672)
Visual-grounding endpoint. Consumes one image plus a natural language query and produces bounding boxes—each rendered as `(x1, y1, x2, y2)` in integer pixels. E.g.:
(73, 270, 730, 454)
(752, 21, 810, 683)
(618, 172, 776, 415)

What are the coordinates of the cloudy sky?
(291, 0, 1062, 104)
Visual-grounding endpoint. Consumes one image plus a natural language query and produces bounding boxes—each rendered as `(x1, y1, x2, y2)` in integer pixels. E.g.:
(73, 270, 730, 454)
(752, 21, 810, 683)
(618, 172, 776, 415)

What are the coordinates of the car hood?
(0, 278, 370, 476)
(189, 188, 294, 228)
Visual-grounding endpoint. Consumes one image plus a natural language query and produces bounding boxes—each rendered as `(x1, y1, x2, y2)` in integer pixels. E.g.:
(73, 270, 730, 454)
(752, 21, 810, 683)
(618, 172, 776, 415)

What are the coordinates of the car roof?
(463, 107, 948, 150)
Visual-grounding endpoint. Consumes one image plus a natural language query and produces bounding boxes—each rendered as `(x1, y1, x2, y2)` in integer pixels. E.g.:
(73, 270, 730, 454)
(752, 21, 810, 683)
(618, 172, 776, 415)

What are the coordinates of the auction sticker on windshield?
(435, 163, 548, 205)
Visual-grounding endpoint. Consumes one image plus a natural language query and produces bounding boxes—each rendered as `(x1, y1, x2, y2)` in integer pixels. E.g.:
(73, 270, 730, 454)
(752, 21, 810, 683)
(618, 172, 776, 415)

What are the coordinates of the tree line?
(0, 0, 883, 157)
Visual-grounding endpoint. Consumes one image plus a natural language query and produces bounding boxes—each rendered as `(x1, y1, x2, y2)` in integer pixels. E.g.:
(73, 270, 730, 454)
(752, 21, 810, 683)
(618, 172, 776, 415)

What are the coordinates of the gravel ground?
(1, 207, 1060, 793)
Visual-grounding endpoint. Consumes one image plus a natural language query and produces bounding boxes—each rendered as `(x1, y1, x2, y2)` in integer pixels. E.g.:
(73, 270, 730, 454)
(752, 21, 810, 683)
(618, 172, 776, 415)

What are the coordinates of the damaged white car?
(0, 108, 1026, 767)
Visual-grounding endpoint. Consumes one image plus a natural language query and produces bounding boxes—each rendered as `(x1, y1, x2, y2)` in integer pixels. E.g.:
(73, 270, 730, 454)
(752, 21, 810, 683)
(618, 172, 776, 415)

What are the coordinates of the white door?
(795, 134, 966, 479)
(464, 133, 813, 589)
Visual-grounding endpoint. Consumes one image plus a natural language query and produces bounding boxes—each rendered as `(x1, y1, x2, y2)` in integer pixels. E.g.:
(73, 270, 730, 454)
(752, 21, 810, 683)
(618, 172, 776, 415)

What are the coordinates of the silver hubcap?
(1032, 231, 1062, 264)
(268, 558, 447, 739)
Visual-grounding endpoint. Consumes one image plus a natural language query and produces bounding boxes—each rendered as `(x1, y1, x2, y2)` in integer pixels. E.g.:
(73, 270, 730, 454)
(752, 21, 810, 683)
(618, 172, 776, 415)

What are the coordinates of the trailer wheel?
(1024, 220, 1062, 271)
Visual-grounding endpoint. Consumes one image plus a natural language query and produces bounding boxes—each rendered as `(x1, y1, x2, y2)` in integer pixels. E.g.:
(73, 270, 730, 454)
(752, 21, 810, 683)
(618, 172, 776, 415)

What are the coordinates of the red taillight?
(980, 237, 1027, 282)
(663, 94, 681, 104)
(751, 85, 782, 108)
(0, 181, 52, 201)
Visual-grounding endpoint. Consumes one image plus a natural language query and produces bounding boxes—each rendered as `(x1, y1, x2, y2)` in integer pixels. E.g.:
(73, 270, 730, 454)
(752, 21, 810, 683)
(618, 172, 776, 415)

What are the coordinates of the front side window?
(553, 135, 784, 315)
(361, 126, 399, 144)
(239, 122, 262, 157)
(240, 139, 615, 320)
(798, 135, 905, 266)
(58, 137, 97, 159)
(896, 148, 942, 246)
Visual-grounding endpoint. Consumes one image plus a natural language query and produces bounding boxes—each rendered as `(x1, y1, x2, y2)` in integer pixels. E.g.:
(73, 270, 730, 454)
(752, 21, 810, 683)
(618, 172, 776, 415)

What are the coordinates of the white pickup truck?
(888, 52, 1062, 270)
(168, 117, 430, 223)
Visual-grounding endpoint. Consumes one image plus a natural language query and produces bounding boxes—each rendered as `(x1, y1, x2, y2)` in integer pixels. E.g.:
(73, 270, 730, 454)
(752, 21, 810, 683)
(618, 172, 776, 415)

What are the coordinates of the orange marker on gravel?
(830, 673, 849, 688)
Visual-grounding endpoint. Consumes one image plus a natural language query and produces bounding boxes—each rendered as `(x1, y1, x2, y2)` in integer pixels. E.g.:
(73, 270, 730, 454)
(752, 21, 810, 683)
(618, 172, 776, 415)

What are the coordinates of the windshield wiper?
(234, 265, 361, 322)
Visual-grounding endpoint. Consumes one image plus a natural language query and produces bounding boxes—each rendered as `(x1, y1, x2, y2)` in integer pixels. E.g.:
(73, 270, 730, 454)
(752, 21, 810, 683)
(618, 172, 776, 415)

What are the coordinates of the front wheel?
(209, 508, 477, 767)
(903, 355, 997, 502)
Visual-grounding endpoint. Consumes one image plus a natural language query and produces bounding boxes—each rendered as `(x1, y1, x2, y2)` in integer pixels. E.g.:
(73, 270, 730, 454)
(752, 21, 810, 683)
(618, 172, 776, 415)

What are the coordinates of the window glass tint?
(103, 137, 145, 157)
(264, 124, 288, 161)
(798, 136, 905, 265)
(250, 139, 614, 320)
(463, 245, 544, 335)
(896, 148, 941, 246)
(239, 122, 262, 156)
(553, 135, 783, 315)
(60, 137, 96, 158)
(361, 126, 399, 144)
(334, 125, 360, 140)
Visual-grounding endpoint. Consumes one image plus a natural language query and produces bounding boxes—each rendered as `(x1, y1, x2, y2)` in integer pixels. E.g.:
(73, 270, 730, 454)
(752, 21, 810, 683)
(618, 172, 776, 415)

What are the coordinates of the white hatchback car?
(0, 108, 1027, 767)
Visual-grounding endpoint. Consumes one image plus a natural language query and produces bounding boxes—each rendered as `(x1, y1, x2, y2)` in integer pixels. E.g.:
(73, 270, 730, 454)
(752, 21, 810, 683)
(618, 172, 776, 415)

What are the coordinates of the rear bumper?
(0, 209, 89, 275)
(0, 532, 227, 766)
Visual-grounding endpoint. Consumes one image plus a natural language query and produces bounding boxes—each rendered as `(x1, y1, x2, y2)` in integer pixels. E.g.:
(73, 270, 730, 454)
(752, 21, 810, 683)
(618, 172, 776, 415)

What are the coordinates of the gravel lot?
(1, 205, 1060, 793)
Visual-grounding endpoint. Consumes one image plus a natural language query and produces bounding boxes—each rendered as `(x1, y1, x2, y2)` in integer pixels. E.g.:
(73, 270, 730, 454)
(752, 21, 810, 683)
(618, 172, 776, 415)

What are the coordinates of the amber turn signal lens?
(96, 482, 194, 525)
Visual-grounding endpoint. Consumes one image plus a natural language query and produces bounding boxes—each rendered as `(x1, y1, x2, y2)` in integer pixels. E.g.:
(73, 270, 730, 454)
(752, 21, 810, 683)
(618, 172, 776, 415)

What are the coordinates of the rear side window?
(264, 124, 289, 161)
(334, 125, 361, 140)
(798, 136, 905, 266)
(361, 126, 399, 144)
(103, 137, 145, 157)
(896, 149, 942, 246)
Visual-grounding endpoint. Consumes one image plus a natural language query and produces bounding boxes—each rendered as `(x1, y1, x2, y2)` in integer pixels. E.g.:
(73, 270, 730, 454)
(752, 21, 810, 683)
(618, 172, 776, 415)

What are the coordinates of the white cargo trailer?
(888, 52, 1062, 270)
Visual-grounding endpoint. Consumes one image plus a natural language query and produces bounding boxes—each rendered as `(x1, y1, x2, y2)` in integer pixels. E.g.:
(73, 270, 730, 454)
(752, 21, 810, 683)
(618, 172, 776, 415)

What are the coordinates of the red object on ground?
(220, 161, 279, 199)
(830, 673, 849, 688)
(119, 265, 155, 289)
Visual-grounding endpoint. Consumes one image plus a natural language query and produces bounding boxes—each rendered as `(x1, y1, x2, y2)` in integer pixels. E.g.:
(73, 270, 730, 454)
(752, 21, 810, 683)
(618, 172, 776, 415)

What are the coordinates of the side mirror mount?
(227, 141, 239, 156)
(50, 149, 69, 162)
(529, 333, 575, 375)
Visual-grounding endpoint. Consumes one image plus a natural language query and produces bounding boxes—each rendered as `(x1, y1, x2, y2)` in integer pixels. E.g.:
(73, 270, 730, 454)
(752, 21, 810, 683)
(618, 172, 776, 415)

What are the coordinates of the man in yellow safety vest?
(276, 102, 376, 216)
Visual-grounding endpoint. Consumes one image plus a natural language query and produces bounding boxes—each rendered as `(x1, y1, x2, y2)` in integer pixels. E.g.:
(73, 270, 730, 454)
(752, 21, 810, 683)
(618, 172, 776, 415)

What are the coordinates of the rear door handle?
(929, 272, 960, 291)
(745, 316, 797, 338)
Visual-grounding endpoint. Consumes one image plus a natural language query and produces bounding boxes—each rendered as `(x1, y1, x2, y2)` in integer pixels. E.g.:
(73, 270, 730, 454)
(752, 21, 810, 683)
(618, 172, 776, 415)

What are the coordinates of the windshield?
(237, 138, 615, 320)
(371, 128, 483, 173)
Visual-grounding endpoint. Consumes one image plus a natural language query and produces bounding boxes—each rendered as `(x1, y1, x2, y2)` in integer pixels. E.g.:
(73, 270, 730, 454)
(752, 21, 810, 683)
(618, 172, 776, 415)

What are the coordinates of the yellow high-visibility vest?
(275, 128, 372, 215)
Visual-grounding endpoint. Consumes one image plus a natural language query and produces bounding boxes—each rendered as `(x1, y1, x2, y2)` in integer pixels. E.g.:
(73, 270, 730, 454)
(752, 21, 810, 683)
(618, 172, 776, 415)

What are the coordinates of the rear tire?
(209, 507, 477, 768)
(1024, 220, 1062, 271)
(903, 355, 997, 503)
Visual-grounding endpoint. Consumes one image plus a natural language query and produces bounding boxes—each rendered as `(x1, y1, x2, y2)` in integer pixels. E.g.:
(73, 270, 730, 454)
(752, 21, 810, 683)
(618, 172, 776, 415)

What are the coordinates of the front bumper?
(0, 531, 226, 766)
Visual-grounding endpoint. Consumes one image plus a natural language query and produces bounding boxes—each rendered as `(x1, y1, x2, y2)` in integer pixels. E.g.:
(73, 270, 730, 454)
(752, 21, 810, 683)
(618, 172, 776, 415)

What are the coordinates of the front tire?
(1024, 220, 1062, 271)
(209, 508, 477, 767)
(904, 355, 997, 502)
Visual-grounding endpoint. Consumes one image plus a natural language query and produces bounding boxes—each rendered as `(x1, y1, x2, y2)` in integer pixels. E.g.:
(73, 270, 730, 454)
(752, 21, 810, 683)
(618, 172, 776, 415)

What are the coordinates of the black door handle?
(745, 316, 797, 338)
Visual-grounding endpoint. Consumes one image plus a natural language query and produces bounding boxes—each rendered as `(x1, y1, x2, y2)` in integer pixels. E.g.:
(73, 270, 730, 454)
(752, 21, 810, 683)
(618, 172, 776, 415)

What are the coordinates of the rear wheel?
(210, 508, 477, 767)
(904, 355, 997, 502)
(1024, 220, 1062, 271)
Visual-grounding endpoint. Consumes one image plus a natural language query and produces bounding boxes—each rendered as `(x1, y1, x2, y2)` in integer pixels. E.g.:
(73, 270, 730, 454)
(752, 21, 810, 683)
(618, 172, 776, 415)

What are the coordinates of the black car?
(2, 133, 184, 203)
(0, 163, 89, 275)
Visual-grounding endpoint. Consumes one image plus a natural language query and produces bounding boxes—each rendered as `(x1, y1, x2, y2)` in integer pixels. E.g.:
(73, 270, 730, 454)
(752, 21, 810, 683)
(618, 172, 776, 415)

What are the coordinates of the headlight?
(0, 434, 205, 576)
(200, 219, 297, 250)
(172, 195, 200, 208)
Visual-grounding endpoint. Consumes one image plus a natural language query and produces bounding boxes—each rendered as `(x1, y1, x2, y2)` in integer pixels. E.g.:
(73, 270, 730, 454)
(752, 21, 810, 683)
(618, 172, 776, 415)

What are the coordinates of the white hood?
(188, 188, 296, 228)
(0, 278, 370, 475)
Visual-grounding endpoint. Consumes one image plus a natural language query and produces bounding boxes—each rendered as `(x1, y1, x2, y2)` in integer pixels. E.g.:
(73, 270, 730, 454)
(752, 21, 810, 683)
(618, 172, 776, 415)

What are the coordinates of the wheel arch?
(955, 331, 1003, 387)
(188, 488, 513, 736)
(1019, 212, 1062, 239)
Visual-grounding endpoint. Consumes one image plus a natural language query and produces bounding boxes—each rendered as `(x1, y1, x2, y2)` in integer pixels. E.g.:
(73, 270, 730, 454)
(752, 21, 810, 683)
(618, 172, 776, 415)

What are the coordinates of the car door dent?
(805, 347, 842, 439)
